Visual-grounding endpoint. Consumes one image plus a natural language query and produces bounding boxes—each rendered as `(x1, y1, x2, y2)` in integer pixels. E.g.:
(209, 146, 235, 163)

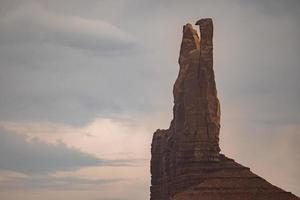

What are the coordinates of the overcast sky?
(0, 0, 299, 199)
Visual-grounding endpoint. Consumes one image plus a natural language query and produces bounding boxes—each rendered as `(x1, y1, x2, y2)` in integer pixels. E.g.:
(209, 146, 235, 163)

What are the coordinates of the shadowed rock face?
(150, 18, 299, 200)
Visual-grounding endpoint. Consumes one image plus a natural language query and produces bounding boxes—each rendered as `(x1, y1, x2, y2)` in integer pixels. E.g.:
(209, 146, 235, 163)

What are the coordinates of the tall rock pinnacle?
(150, 18, 299, 200)
(173, 18, 220, 161)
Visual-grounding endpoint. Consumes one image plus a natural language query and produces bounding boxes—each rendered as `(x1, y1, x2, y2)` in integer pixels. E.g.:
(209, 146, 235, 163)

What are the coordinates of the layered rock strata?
(150, 18, 299, 200)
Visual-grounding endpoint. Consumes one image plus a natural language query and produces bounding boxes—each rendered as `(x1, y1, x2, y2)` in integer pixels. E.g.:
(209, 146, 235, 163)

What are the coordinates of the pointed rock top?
(195, 18, 213, 25)
(178, 24, 200, 65)
(195, 18, 213, 43)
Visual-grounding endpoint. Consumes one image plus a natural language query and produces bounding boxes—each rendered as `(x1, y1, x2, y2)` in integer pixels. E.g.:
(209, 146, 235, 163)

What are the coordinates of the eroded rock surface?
(150, 18, 299, 200)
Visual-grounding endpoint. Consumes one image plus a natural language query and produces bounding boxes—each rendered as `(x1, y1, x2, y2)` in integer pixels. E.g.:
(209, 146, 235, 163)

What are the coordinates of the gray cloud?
(0, 2, 139, 53)
(0, 1, 165, 125)
(240, 0, 300, 17)
(0, 175, 120, 191)
(0, 129, 139, 174)
(0, 47, 161, 124)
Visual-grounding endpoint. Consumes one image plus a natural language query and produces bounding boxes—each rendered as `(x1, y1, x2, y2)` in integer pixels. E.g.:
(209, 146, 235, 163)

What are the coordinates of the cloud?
(0, 175, 120, 191)
(239, 0, 300, 17)
(0, 115, 163, 160)
(0, 173, 148, 200)
(0, 3, 139, 53)
(0, 129, 139, 174)
(0, 2, 162, 125)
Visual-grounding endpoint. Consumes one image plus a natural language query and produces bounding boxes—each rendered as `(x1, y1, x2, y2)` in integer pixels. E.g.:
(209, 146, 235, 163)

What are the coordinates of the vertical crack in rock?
(150, 18, 299, 200)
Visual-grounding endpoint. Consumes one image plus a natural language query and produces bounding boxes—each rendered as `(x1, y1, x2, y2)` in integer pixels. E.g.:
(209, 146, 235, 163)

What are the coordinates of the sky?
(0, 0, 299, 199)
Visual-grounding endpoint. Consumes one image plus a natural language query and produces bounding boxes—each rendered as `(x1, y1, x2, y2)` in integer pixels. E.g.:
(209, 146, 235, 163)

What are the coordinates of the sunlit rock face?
(150, 18, 300, 200)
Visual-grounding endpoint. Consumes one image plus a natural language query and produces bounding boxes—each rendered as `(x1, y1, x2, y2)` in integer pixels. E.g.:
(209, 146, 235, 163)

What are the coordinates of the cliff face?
(150, 18, 299, 200)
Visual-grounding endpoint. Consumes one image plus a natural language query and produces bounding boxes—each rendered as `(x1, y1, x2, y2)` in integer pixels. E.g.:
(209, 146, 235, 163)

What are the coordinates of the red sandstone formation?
(150, 18, 299, 200)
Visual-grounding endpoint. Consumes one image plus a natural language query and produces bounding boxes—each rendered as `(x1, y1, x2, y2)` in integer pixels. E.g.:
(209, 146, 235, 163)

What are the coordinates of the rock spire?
(150, 18, 299, 200)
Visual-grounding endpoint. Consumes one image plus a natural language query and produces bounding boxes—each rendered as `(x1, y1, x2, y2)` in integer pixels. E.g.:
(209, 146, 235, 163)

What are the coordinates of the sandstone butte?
(150, 18, 300, 200)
